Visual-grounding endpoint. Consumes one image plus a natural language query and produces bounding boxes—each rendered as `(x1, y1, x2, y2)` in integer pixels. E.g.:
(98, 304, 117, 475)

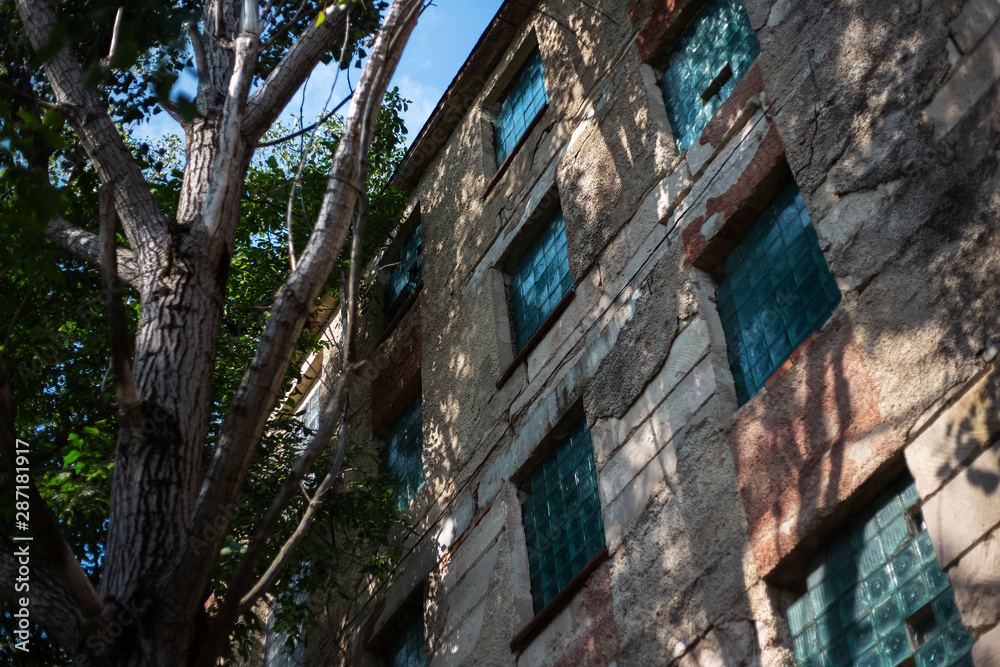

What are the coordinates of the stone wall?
(298, 0, 1000, 664)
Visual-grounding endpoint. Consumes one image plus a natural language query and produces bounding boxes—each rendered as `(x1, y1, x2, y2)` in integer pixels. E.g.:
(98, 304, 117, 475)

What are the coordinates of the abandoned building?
(264, 0, 1000, 664)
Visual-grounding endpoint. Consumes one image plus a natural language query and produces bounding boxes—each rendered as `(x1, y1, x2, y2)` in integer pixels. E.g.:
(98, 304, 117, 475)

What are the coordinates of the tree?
(0, 0, 424, 664)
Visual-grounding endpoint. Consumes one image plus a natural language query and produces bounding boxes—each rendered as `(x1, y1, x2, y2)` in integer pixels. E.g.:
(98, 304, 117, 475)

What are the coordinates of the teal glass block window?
(657, 0, 760, 151)
(520, 420, 605, 615)
(493, 49, 548, 166)
(386, 611, 426, 667)
(385, 225, 422, 321)
(509, 210, 573, 352)
(715, 184, 840, 405)
(786, 477, 974, 667)
(383, 397, 424, 509)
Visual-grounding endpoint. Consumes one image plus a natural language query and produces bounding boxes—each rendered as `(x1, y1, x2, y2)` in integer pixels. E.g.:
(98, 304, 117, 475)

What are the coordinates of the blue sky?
(138, 1, 504, 146)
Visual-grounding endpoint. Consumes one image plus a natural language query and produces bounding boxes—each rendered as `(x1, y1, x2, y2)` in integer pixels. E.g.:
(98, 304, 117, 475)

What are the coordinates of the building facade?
(292, 0, 1000, 664)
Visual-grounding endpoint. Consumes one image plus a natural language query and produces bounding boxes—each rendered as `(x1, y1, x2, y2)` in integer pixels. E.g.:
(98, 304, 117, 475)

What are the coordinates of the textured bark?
(5, 0, 423, 664)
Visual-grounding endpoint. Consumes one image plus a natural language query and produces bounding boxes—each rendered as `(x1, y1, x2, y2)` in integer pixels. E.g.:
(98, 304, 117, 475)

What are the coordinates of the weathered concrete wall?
(301, 0, 1000, 664)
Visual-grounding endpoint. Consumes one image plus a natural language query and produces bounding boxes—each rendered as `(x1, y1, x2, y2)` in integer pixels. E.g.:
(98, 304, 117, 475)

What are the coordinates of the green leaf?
(315, 9, 326, 26)
(63, 450, 83, 466)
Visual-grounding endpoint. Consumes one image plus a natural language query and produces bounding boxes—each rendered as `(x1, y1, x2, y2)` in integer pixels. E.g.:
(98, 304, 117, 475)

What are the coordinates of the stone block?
(599, 356, 715, 508)
(950, 526, 1000, 630)
(603, 437, 676, 551)
(441, 501, 506, 591)
(923, 439, 1000, 568)
(633, 162, 692, 227)
(972, 622, 1000, 667)
(440, 541, 500, 638)
(905, 368, 1000, 498)
(924, 19, 1000, 138)
(950, 0, 1000, 53)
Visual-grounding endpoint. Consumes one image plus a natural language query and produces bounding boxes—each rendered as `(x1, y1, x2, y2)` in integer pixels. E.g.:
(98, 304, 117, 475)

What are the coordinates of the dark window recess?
(520, 420, 605, 615)
(382, 396, 424, 509)
(657, 0, 760, 151)
(385, 609, 426, 667)
(509, 209, 573, 353)
(715, 184, 841, 405)
(785, 476, 974, 667)
(493, 48, 548, 167)
(385, 225, 422, 322)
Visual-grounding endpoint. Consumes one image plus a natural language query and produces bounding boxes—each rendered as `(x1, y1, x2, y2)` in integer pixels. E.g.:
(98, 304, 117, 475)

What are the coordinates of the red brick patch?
(699, 63, 765, 149)
(727, 314, 891, 577)
(371, 305, 423, 434)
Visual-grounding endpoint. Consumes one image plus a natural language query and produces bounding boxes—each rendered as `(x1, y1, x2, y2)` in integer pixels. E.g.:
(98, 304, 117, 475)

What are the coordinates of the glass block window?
(493, 49, 548, 166)
(385, 225, 422, 321)
(520, 420, 605, 615)
(383, 397, 423, 509)
(715, 184, 841, 405)
(786, 477, 974, 667)
(657, 0, 760, 151)
(386, 611, 426, 667)
(509, 210, 573, 353)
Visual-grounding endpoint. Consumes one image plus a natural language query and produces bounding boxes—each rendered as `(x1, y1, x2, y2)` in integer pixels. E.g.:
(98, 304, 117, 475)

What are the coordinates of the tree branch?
(45, 217, 143, 290)
(237, 129, 373, 613)
(99, 183, 139, 411)
(14, 0, 168, 256)
(0, 356, 104, 634)
(202, 32, 259, 236)
(175, 0, 423, 636)
(243, 1, 355, 142)
(198, 370, 357, 666)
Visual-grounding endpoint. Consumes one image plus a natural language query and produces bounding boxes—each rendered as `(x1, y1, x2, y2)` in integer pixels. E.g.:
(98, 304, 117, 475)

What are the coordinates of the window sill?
(496, 287, 574, 390)
(509, 546, 609, 653)
(483, 102, 549, 200)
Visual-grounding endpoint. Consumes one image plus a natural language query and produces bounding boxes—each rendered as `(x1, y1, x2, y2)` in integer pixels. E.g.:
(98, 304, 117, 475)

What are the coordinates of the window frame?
(508, 407, 608, 651)
(650, 0, 761, 152)
(712, 182, 841, 405)
(479, 33, 550, 198)
(494, 201, 576, 389)
(781, 476, 975, 667)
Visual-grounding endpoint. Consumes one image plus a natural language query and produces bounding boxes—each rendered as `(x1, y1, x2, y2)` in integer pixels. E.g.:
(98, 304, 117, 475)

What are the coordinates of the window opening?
(509, 209, 573, 353)
(520, 420, 605, 615)
(382, 396, 424, 509)
(785, 477, 974, 667)
(386, 608, 426, 667)
(493, 49, 548, 166)
(715, 183, 841, 405)
(385, 224, 422, 322)
(657, 0, 760, 151)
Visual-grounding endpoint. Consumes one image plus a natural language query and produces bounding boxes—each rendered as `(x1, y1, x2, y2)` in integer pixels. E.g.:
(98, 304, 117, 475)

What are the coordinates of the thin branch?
(256, 92, 353, 148)
(188, 24, 215, 108)
(260, 0, 310, 48)
(45, 217, 143, 289)
(107, 7, 124, 61)
(239, 116, 375, 613)
(243, 1, 355, 142)
(199, 370, 357, 665)
(98, 183, 139, 410)
(0, 80, 68, 111)
(238, 397, 353, 611)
